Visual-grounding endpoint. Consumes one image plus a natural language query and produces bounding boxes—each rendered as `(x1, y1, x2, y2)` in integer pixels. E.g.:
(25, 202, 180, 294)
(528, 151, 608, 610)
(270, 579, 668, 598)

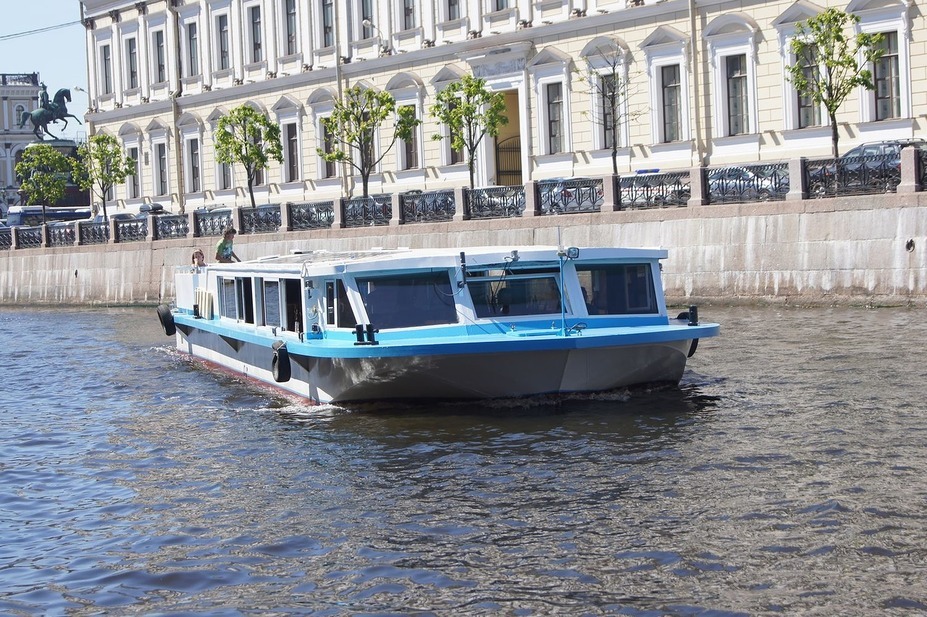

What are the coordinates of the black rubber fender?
(272, 341, 291, 382)
(157, 304, 176, 336)
(687, 338, 700, 358)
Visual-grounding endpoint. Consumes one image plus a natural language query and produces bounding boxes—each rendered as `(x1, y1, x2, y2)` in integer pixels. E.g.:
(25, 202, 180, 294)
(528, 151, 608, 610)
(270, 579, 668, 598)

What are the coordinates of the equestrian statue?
(17, 83, 83, 140)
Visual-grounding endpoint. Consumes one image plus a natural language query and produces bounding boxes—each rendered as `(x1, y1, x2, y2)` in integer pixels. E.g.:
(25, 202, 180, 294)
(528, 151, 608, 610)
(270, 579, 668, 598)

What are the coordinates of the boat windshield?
(469, 272, 563, 318)
(576, 264, 658, 314)
(356, 272, 458, 329)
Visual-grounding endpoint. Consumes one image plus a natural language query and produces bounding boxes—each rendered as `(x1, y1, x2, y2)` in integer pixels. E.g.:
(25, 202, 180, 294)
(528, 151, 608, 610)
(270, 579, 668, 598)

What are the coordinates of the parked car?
(92, 212, 137, 224)
(809, 139, 927, 197)
(707, 166, 789, 203)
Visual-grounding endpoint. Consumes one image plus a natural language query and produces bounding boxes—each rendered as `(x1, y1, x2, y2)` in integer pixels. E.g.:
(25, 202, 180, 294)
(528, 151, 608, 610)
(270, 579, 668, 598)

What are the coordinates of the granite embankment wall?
(2, 194, 926, 307)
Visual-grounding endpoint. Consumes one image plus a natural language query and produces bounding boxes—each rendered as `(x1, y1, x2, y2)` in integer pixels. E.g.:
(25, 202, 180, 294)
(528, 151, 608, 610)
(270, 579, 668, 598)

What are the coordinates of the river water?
(1, 306, 925, 616)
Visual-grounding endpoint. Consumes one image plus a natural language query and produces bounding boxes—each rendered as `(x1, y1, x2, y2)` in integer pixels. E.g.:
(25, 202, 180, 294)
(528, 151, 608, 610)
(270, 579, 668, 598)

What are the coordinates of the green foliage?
(430, 75, 508, 189)
(72, 133, 136, 220)
(216, 105, 283, 207)
(786, 8, 884, 157)
(319, 86, 420, 198)
(15, 144, 71, 219)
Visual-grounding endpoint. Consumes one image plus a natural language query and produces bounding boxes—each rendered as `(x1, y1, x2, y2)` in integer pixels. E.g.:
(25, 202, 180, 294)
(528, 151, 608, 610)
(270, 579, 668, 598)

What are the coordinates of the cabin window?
(325, 280, 358, 328)
(468, 268, 563, 317)
(263, 280, 281, 327)
(356, 272, 457, 329)
(576, 264, 657, 315)
(220, 278, 238, 319)
(219, 277, 255, 322)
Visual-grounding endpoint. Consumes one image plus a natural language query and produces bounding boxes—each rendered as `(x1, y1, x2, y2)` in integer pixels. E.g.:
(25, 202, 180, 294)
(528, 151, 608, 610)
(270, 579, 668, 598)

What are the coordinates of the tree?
(580, 41, 644, 175)
(71, 134, 136, 221)
(15, 144, 70, 224)
(786, 8, 884, 158)
(215, 105, 283, 208)
(319, 86, 419, 199)
(431, 75, 508, 189)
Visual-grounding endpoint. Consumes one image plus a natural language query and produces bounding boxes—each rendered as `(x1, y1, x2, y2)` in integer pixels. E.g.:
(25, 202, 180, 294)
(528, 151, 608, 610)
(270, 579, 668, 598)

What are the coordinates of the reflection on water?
(1, 306, 926, 615)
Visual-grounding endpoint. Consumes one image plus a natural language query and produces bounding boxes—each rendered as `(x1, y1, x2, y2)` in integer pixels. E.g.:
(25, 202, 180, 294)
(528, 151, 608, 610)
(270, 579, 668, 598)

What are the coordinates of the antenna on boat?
(458, 251, 467, 288)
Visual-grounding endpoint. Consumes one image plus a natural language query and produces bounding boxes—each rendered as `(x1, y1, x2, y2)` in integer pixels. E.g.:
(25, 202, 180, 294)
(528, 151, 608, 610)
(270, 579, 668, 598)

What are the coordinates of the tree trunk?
(830, 112, 840, 158)
(247, 170, 256, 208)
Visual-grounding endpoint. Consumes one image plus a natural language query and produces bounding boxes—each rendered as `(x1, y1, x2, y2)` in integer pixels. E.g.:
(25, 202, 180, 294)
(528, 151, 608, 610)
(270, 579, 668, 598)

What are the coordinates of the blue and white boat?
(157, 245, 719, 404)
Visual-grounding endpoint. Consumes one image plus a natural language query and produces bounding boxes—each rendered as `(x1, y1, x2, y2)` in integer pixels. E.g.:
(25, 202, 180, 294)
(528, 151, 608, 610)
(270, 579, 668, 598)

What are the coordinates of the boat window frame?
(575, 262, 659, 315)
(466, 266, 566, 318)
(355, 270, 459, 329)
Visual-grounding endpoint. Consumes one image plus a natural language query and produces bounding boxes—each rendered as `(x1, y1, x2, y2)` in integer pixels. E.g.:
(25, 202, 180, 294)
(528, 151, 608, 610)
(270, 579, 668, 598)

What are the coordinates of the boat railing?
(400, 189, 455, 223)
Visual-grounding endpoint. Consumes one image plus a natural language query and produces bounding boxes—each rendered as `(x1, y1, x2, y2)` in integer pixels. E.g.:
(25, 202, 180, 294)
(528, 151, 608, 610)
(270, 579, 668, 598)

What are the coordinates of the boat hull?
(175, 324, 693, 404)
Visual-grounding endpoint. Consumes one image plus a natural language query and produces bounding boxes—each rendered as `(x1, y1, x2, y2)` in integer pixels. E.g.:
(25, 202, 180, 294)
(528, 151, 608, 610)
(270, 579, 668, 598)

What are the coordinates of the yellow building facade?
(80, 0, 923, 211)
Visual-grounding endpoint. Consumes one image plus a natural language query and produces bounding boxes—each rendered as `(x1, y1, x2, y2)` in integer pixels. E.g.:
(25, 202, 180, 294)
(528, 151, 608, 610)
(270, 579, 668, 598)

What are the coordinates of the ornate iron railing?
(344, 194, 392, 227)
(115, 218, 148, 243)
(289, 201, 335, 230)
(17, 227, 43, 249)
(919, 150, 927, 188)
(466, 186, 525, 219)
(195, 209, 234, 237)
(241, 204, 282, 234)
(400, 189, 455, 223)
(48, 224, 76, 247)
(707, 163, 790, 204)
(618, 172, 690, 209)
(79, 222, 110, 245)
(806, 154, 901, 198)
(537, 178, 604, 214)
(155, 215, 189, 240)
(0, 228, 11, 250)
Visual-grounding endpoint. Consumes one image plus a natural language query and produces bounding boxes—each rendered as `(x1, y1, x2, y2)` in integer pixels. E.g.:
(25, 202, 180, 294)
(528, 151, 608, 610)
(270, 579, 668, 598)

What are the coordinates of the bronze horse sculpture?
(17, 88, 82, 140)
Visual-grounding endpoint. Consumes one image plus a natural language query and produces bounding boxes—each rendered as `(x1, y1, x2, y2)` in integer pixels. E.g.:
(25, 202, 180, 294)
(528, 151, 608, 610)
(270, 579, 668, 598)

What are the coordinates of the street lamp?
(362, 19, 391, 56)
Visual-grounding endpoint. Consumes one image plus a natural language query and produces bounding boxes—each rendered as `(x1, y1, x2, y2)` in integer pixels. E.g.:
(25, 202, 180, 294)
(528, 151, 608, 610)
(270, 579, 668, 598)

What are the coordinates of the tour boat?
(157, 245, 719, 404)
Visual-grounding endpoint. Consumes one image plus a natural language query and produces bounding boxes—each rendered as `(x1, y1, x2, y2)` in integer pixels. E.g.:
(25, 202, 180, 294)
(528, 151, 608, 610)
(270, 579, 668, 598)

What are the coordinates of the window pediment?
(640, 25, 688, 50)
(772, 0, 826, 28)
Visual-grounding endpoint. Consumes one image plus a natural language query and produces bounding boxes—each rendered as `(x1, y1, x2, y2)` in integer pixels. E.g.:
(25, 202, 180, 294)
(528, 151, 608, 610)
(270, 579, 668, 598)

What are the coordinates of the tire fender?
(157, 304, 176, 336)
(272, 340, 291, 382)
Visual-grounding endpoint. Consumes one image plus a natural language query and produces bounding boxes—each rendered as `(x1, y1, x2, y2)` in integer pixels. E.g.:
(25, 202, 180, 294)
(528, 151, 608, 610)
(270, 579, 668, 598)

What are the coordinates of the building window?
(726, 54, 748, 136)
(285, 123, 299, 182)
(796, 46, 821, 128)
(128, 147, 139, 199)
(875, 31, 900, 121)
(285, 0, 298, 55)
(219, 162, 232, 190)
(187, 22, 199, 77)
(155, 142, 168, 196)
(125, 39, 138, 89)
(153, 30, 166, 83)
(361, 0, 374, 38)
(447, 0, 459, 21)
(600, 74, 617, 150)
(188, 139, 200, 193)
(494, 0, 508, 10)
(403, 0, 415, 30)
(546, 82, 563, 155)
(661, 65, 681, 142)
(400, 105, 418, 169)
(101, 44, 113, 94)
(321, 121, 336, 178)
(250, 6, 263, 63)
(322, 0, 334, 47)
(215, 15, 230, 70)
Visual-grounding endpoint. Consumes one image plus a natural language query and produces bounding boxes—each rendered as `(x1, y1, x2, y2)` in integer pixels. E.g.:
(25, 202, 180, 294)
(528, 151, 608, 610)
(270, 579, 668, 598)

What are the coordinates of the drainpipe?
(689, 0, 705, 167)
(167, 0, 186, 214)
(79, 3, 95, 138)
